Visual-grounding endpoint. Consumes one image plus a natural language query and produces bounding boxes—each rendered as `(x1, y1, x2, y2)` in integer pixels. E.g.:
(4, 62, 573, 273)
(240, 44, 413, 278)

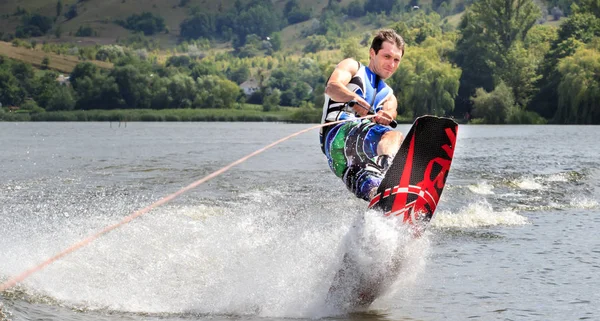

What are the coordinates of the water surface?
(1, 122, 599, 321)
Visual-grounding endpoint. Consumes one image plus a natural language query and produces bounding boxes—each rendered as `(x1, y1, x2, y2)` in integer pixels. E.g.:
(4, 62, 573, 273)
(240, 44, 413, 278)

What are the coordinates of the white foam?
(547, 173, 569, 182)
(569, 197, 599, 209)
(468, 181, 495, 195)
(513, 176, 545, 190)
(1, 189, 367, 318)
(432, 200, 529, 229)
(173, 204, 227, 221)
(316, 211, 429, 315)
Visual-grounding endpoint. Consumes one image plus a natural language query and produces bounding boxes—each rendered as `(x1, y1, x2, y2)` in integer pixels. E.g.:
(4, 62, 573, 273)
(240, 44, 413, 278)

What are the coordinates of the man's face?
(369, 41, 403, 80)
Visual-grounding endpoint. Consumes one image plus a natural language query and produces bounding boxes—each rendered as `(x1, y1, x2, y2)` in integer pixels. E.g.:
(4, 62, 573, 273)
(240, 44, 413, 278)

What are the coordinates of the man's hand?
(374, 110, 394, 125)
(351, 97, 371, 116)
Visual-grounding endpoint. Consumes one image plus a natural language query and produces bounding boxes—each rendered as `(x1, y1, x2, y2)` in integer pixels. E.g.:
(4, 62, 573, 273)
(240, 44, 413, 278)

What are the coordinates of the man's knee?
(377, 131, 403, 156)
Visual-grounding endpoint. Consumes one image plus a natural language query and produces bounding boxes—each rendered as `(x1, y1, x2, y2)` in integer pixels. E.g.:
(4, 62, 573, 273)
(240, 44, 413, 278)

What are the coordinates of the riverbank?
(0, 106, 425, 124)
(0, 106, 324, 123)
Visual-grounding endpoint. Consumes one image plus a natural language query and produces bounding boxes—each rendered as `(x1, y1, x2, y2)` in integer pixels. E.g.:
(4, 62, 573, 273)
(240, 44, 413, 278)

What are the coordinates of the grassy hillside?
(0, 40, 112, 73)
(0, 0, 349, 47)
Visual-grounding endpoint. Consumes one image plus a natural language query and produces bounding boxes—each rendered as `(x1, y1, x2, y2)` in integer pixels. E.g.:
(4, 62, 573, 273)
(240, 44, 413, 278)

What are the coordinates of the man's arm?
(374, 95, 398, 126)
(325, 58, 371, 116)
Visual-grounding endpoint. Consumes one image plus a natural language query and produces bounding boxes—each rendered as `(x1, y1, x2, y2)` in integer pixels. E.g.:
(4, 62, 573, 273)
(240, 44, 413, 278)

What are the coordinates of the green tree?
(263, 88, 281, 111)
(235, 34, 262, 57)
(531, 8, 600, 120)
(227, 64, 250, 84)
(33, 71, 61, 108)
(304, 35, 328, 53)
(166, 73, 196, 108)
(555, 44, 600, 124)
(475, 0, 541, 51)
(75, 25, 94, 37)
(232, 3, 283, 43)
(284, 0, 311, 24)
(453, 0, 541, 115)
(341, 38, 366, 60)
(10, 60, 35, 95)
(70, 62, 99, 90)
(54, 24, 62, 38)
(166, 55, 192, 68)
(269, 32, 282, 51)
(364, 0, 396, 14)
(389, 46, 461, 117)
(117, 12, 165, 36)
(296, 57, 324, 89)
(195, 75, 240, 108)
(495, 42, 539, 107)
(74, 73, 122, 110)
(147, 76, 168, 109)
(314, 10, 341, 36)
(41, 56, 50, 70)
(347, 0, 366, 17)
(20, 99, 44, 113)
(95, 45, 125, 62)
(190, 59, 222, 78)
(180, 12, 215, 40)
(110, 64, 152, 108)
(16, 13, 54, 38)
(471, 82, 515, 124)
(56, 0, 63, 17)
(0, 69, 25, 106)
(46, 85, 75, 111)
(524, 24, 558, 60)
(64, 5, 77, 20)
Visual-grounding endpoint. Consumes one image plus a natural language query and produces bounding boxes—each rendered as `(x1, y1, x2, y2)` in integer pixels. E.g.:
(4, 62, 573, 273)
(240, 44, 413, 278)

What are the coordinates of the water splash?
(3, 187, 415, 318)
(0, 302, 10, 321)
(511, 176, 545, 190)
(317, 211, 429, 316)
(569, 197, 599, 209)
(432, 200, 529, 229)
(1, 182, 435, 319)
(547, 173, 570, 182)
(468, 181, 495, 195)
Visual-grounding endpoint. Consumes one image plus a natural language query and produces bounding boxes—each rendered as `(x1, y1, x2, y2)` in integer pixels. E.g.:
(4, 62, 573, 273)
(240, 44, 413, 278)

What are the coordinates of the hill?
(0, 40, 112, 73)
(0, 0, 351, 47)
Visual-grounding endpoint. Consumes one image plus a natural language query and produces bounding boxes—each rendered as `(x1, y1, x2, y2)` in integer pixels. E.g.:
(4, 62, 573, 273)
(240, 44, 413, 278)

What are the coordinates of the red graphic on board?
(369, 120, 457, 230)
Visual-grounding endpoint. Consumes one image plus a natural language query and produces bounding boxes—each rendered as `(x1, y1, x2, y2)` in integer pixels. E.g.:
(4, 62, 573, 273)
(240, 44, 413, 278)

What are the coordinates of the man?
(320, 29, 405, 201)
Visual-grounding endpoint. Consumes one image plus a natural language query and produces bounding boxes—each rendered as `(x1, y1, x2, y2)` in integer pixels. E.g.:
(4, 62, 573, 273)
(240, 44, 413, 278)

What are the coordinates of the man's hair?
(370, 29, 405, 57)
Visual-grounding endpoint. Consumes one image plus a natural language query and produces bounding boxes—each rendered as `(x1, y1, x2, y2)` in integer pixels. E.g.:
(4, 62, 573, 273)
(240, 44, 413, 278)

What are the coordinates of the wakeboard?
(326, 115, 458, 310)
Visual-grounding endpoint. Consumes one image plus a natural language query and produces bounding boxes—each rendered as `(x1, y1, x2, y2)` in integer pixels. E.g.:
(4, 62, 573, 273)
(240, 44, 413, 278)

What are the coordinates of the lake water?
(1, 122, 599, 321)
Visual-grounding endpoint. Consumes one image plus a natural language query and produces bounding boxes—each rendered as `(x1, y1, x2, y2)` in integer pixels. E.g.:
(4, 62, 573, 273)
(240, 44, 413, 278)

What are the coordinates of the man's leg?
(377, 131, 403, 157)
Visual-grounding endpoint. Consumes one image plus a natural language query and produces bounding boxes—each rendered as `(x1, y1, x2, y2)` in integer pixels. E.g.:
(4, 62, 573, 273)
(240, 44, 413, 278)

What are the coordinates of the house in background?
(56, 74, 70, 86)
(240, 78, 260, 96)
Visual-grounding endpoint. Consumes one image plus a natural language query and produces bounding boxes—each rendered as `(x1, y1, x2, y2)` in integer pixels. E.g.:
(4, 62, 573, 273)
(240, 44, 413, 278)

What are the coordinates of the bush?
(41, 56, 50, 69)
(551, 7, 564, 21)
(471, 82, 515, 124)
(16, 14, 53, 38)
(304, 35, 328, 53)
(95, 45, 125, 61)
(64, 5, 77, 20)
(20, 99, 45, 113)
(290, 104, 320, 123)
(116, 12, 165, 35)
(506, 107, 547, 124)
(75, 25, 94, 37)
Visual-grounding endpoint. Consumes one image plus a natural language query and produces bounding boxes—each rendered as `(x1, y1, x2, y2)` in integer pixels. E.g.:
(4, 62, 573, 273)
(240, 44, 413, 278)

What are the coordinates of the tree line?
(1, 0, 599, 124)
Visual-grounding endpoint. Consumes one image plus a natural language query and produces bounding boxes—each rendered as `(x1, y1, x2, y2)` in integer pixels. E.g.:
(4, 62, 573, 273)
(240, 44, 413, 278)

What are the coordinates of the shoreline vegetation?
(0, 106, 320, 123)
(1, 0, 597, 124)
(0, 106, 426, 124)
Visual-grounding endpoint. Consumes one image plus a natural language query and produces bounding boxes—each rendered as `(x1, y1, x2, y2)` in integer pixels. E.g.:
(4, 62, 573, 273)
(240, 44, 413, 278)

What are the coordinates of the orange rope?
(0, 115, 376, 292)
